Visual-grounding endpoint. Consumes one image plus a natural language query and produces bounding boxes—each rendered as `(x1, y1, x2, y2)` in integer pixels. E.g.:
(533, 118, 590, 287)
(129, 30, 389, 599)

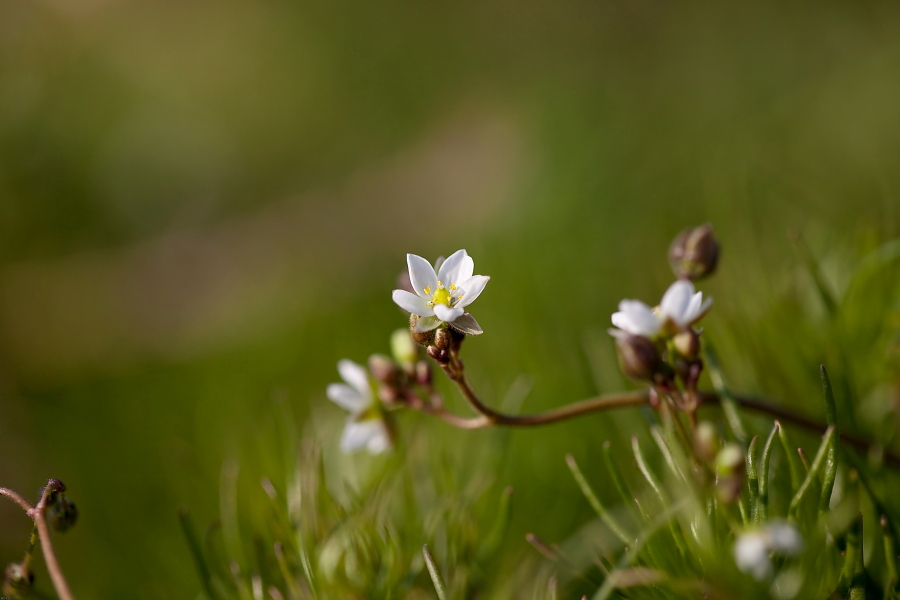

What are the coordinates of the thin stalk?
(746, 436, 760, 525)
(789, 426, 836, 515)
(566, 455, 631, 545)
(423, 545, 448, 600)
(758, 423, 780, 522)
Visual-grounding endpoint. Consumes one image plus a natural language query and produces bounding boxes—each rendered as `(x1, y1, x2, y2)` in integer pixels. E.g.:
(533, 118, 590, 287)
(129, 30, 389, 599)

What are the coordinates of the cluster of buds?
(609, 224, 719, 393)
(327, 329, 446, 455)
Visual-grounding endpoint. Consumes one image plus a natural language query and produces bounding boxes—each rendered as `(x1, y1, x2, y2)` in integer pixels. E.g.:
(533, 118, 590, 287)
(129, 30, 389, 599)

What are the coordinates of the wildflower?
(658, 279, 712, 331)
(326, 359, 391, 454)
(392, 250, 489, 335)
(611, 280, 712, 338)
(734, 522, 803, 581)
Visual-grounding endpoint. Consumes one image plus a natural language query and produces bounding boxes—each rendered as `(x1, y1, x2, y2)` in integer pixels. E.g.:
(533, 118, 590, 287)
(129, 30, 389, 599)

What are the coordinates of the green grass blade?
(566, 454, 631, 545)
(603, 441, 642, 523)
(789, 426, 836, 515)
(704, 343, 748, 444)
(746, 435, 760, 525)
(423, 544, 448, 600)
(758, 423, 779, 522)
(178, 507, 219, 600)
(776, 420, 802, 494)
(820, 365, 840, 514)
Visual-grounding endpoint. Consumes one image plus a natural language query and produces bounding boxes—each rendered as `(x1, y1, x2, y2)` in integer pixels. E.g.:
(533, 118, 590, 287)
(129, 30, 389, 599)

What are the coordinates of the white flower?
(326, 359, 391, 454)
(658, 279, 713, 330)
(611, 280, 712, 338)
(391, 249, 489, 335)
(734, 522, 803, 581)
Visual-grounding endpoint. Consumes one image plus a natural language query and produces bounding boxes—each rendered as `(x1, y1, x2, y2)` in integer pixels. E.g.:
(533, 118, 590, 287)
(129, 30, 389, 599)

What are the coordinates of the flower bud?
(426, 345, 449, 365)
(672, 329, 700, 360)
(3, 562, 33, 599)
(693, 421, 721, 463)
(434, 328, 452, 351)
(390, 328, 418, 367)
(367, 354, 400, 386)
(668, 223, 720, 281)
(715, 443, 745, 503)
(615, 334, 664, 382)
(415, 360, 432, 386)
(409, 315, 435, 346)
(47, 496, 78, 532)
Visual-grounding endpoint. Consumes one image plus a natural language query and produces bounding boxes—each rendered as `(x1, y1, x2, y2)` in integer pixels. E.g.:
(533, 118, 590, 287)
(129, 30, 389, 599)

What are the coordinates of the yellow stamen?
(423, 286, 431, 295)
(450, 284, 457, 291)
(432, 288, 451, 306)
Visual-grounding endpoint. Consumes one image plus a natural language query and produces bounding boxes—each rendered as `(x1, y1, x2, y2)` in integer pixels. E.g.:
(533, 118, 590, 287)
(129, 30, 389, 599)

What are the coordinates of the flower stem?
(421, 375, 900, 468)
(0, 481, 76, 600)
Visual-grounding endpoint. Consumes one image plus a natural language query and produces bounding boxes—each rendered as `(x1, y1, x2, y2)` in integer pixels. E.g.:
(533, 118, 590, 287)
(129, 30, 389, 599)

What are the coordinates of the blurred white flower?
(326, 359, 391, 454)
(611, 280, 712, 337)
(611, 300, 663, 338)
(658, 279, 713, 330)
(391, 249, 489, 335)
(734, 522, 803, 581)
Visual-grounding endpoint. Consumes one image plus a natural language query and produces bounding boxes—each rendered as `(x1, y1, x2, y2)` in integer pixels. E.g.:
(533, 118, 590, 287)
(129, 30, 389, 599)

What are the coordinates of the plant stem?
(0, 481, 76, 600)
(419, 375, 900, 468)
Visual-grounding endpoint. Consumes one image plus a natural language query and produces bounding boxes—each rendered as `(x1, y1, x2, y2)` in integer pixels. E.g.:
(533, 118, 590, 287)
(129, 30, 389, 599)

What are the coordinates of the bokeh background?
(1, 0, 899, 597)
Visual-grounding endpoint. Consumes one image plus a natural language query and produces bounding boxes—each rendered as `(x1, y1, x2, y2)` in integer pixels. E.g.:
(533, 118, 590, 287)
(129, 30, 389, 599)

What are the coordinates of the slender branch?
(0, 481, 76, 600)
(420, 376, 900, 468)
(0, 487, 35, 513)
(32, 481, 76, 600)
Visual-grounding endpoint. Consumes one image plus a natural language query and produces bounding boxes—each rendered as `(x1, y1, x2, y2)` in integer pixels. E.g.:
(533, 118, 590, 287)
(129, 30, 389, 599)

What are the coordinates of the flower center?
(432, 287, 452, 306)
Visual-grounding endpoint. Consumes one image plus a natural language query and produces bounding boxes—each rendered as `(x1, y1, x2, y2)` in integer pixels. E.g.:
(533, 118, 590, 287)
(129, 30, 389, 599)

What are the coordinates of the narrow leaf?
(566, 455, 631, 545)
(423, 544, 448, 600)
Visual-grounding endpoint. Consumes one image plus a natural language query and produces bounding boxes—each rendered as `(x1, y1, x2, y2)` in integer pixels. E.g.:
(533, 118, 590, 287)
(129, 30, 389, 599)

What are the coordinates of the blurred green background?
(1, 0, 899, 597)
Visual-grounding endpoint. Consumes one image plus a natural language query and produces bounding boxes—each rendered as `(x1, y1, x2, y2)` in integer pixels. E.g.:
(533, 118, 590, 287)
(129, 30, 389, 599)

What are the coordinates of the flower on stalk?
(326, 359, 391, 454)
(391, 249, 489, 335)
(733, 522, 803, 581)
(611, 280, 712, 338)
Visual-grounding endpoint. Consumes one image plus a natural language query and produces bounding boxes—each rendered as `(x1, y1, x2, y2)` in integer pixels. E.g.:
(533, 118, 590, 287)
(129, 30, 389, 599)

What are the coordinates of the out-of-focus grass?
(1, 0, 899, 597)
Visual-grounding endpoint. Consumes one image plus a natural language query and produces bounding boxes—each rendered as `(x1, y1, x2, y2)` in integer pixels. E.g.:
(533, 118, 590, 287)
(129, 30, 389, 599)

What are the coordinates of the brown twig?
(419, 375, 900, 468)
(0, 480, 76, 600)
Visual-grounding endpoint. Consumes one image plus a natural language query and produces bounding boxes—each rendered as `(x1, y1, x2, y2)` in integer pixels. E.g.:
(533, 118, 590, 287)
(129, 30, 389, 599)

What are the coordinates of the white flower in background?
(658, 279, 712, 330)
(391, 249, 490, 335)
(734, 522, 803, 581)
(610, 280, 712, 338)
(611, 300, 663, 338)
(326, 359, 391, 454)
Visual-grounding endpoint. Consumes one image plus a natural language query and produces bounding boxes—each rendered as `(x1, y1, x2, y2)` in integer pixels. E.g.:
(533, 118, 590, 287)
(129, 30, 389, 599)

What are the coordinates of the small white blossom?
(611, 280, 712, 338)
(658, 279, 713, 330)
(734, 522, 803, 581)
(326, 359, 391, 454)
(391, 249, 489, 335)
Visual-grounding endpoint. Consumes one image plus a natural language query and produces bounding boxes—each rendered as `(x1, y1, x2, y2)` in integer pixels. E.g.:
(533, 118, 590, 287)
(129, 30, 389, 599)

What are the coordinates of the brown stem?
(0, 481, 76, 600)
(421, 379, 900, 468)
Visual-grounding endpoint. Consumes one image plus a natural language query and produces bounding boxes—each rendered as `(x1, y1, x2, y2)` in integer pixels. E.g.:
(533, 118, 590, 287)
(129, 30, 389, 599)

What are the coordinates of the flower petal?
(365, 421, 392, 454)
(448, 312, 483, 335)
(434, 304, 464, 322)
(660, 280, 694, 324)
(456, 275, 489, 307)
(340, 420, 385, 453)
(413, 315, 442, 332)
(392, 290, 434, 316)
(326, 383, 367, 412)
(407, 254, 438, 298)
(337, 359, 371, 400)
(611, 300, 661, 337)
(437, 249, 473, 286)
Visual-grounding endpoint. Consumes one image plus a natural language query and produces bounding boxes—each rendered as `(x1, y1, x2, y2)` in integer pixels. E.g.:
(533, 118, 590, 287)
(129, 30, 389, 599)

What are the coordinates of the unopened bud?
(669, 223, 720, 281)
(426, 345, 449, 365)
(409, 315, 436, 347)
(672, 329, 700, 359)
(3, 562, 33, 599)
(47, 496, 78, 532)
(434, 328, 452, 351)
(390, 328, 418, 367)
(693, 421, 721, 463)
(415, 361, 432, 386)
(615, 334, 663, 382)
(714, 443, 745, 503)
(368, 354, 400, 386)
